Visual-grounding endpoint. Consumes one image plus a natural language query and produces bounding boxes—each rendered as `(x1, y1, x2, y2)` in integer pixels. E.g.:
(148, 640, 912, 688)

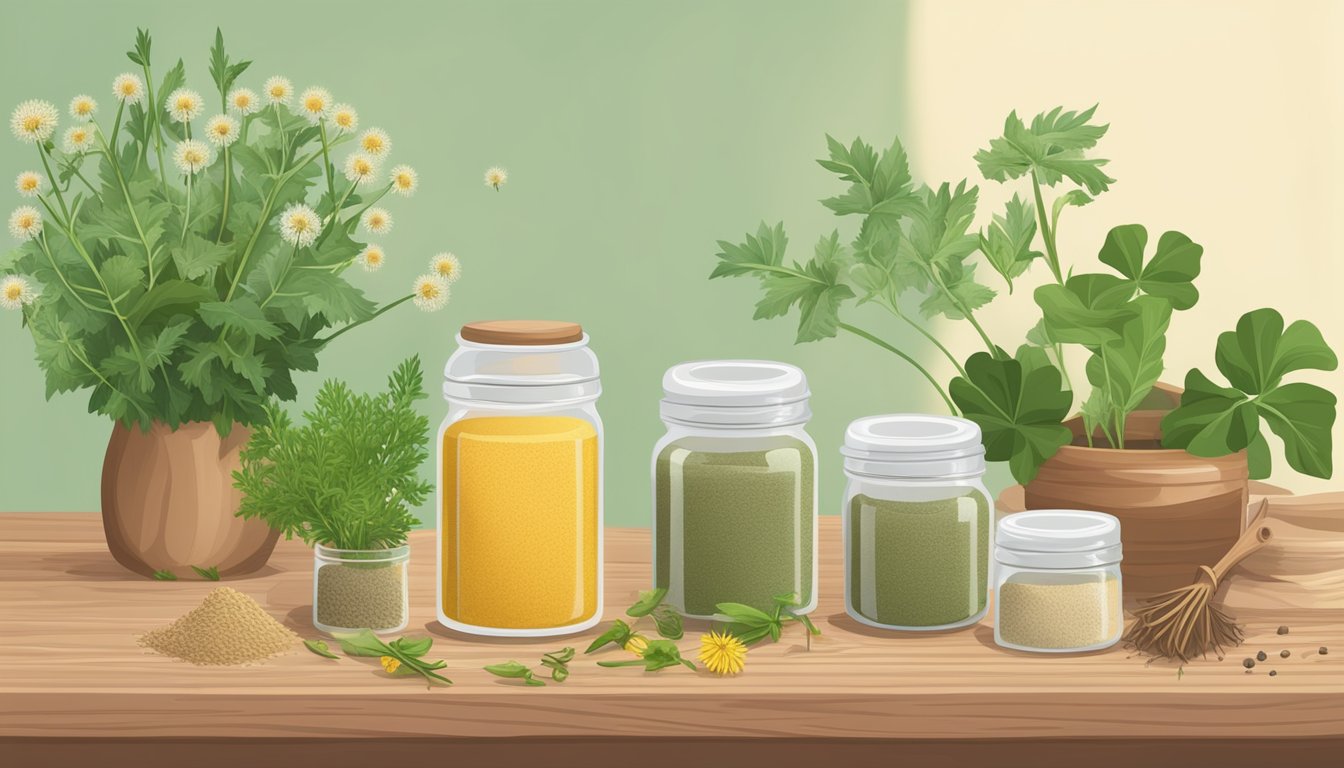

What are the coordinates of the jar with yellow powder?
(436, 321, 603, 637)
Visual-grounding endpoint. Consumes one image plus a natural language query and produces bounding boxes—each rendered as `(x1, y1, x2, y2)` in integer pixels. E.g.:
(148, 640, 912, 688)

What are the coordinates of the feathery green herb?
(191, 565, 221, 581)
(152, 569, 177, 581)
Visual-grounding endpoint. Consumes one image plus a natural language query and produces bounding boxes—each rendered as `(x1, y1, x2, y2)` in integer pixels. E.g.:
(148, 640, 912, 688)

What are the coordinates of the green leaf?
(711, 221, 787, 279)
(484, 661, 534, 678)
(197, 298, 281, 339)
(152, 569, 177, 581)
(1086, 296, 1172, 417)
(101, 254, 146, 305)
(303, 638, 340, 659)
(157, 59, 187, 142)
(626, 587, 668, 617)
(585, 618, 633, 654)
(1214, 308, 1338, 395)
(749, 232, 855, 343)
(714, 602, 776, 626)
(1258, 383, 1337, 478)
(950, 346, 1074, 484)
(127, 279, 213, 330)
(1050, 189, 1092, 239)
(917, 261, 995, 320)
(391, 636, 433, 657)
(974, 106, 1113, 194)
(290, 268, 376, 324)
(1161, 368, 1260, 456)
(333, 629, 392, 658)
(817, 135, 921, 223)
(653, 607, 684, 640)
(1097, 225, 1203, 310)
(171, 233, 234, 281)
(143, 320, 192, 368)
(979, 193, 1042, 291)
(190, 564, 221, 581)
(1034, 274, 1136, 346)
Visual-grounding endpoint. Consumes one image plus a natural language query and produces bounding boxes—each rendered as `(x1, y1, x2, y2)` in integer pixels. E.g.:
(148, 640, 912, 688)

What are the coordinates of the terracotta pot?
(100, 420, 279, 579)
(1023, 386, 1249, 598)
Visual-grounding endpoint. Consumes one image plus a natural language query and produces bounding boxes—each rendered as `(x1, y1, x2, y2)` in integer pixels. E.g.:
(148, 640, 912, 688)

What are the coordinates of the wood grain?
(1, 512, 1341, 754)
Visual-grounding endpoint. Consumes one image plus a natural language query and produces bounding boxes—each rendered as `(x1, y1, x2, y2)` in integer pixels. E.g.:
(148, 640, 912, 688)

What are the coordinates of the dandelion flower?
(166, 88, 204, 124)
(263, 76, 293, 105)
(112, 73, 145, 104)
(278, 203, 322, 247)
(361, 207, 392, 235)
(8, 206, 43, 241)
(357, 244, 385, 272)
(698, 630, 747, 676)
(430, 252, 461, 284)
(412, 274, 450, 312)
(330, 103, 358, 133)
(68, 95, 98, 122)
(343, 152, 378, 185)
(379, 655, 401, 674)
(62, 125, 94, 154)
(484, 166, 508, 190)
(0, 275, 39, 310)
(389, 164, 418, 196)
(298, 87, 332, 124)
(623, 634, 649, 657)
(359, 127, 390, 157)
(172, 139, 212, 175)
(10, 100, 59, 143)
(15, 171, 43, 198)
(204, 114, 240, 147)
(228, 87, 260, 115)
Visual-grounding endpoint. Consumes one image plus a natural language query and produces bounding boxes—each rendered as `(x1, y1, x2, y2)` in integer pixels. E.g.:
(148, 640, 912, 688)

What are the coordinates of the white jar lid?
(841, 414, 985, 478)
(660, 360, 811, 427)
(996, 510, 1123, 568)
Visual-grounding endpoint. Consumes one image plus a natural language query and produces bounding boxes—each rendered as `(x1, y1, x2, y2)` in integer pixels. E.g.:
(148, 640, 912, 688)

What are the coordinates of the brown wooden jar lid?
(460, 320, 584, 346)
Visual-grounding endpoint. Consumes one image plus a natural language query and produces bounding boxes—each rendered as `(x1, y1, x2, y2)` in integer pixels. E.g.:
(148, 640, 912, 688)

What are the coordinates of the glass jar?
(654, 360, 817, 618)
(313, 544, 410, 635)
(436, 320, 603, 637)
(994, 510, 1124, 653)
(842, 414, 991, 631)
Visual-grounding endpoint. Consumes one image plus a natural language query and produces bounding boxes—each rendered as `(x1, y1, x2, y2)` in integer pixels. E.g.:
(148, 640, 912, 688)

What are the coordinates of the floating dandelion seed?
(68, 95, 97, 122)
(698, 631, 747, 676)
(8, 206, 43, 241)
(166, 88, 204, 123)
(15, 172, 43, 198)
(62, 125, 94, 154)
(263, 76, 293, 105)
(0, 275, 39, 310)
(172, 140, 212, 175)
(204, 114, 240, 147)
(298, 87, 332, 124)
(484, 166, 507, 191)
(412, 274, 449, 312)
(112, 73, 145, 104)
(10, 100, 59, 143)
(330, 103, 358, 134)
(228, 88, 260, 115)
(358, 244, 386, 272)
(389, 164, 417, 196)
(343, 152, 378, 185)
(361, 207, 392, 235)
(430, 253, 461, 284)
(278, 203, 322, 247)
(359, 128, 390, 158)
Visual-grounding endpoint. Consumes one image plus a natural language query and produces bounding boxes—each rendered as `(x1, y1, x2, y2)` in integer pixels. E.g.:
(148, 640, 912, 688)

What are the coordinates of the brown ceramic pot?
(1023, 386, 1249, 598)
(100, 420, 279, 579)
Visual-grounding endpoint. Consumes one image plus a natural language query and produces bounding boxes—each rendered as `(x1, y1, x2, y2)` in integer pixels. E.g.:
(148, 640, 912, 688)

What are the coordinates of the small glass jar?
(654, 360, 817, 618)
(313, 544, 410, 635)
(842, 414, 992, 631)
(437, 320, 603, 637)
(994, 510, 1124, 653)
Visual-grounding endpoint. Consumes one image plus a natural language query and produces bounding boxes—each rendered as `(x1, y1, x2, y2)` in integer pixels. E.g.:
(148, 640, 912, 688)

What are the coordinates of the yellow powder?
(139, 587, 297, 665)
(441, 415, 599, 630)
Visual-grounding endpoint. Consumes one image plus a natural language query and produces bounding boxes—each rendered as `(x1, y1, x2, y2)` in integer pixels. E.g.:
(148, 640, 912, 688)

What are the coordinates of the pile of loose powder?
(139, 587, 297, 665)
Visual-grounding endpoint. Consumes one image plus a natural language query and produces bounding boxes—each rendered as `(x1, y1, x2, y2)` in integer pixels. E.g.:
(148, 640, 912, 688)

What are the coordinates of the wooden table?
(2, 513, 1341, 767)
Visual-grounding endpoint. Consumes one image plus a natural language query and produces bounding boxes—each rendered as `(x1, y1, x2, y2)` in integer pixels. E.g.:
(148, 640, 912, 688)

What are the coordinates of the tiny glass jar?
(842, 414, 992, 631)
(994, 510, 1124, 653)
(437, 320, 603, 637)
(654, 360, 817, 618)
(313, 544, 410, 635)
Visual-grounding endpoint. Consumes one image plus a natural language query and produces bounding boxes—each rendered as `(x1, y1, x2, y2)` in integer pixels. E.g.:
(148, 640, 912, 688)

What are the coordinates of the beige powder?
(139, 587, 297, 665)
(998, 577, 1122, 650)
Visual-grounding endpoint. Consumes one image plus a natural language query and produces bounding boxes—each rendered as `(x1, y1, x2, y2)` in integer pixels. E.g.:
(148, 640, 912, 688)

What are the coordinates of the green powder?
(847, 490, 989, 628)
(655, 436, 814, 617)
(315, 562, 408, 632)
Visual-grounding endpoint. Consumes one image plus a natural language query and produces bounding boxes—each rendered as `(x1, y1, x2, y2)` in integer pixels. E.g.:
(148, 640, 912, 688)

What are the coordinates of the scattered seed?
(1281, 649, 1291, 659)
(1277, 625, 1289, 635)
(1320, 646, 1329, 656)
(1256, 650, 1267, 662)
(1269, 670, 1278, 677)
(1242, 658, 1255, 669)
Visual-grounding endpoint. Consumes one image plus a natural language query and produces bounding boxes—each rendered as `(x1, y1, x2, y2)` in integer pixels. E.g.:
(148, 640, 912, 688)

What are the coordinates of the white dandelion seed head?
(298, 87, 333, 124)
(166, 88, 204, 124)
(0, 275, 39, 310)
(8, 206, 43, 241)
(172, 139, 212, 175)
(430, 252, 461, 284)
(484, 166, 508, 189)
(263, 76, 293, 105)
(389, 164, 418, 197)
(330, 103, 358, 134)
(112, 73, 145, 104)
(278, 203, 322, 247)
(360, 207, 392, 235)
(61, 125, 95, 154)
(228, 87, 260, 115)
(204, 114, 240, 147)
(343, 152, 379, 185)
(10, 100, 59, 144)
(68, 95, 98, 122)
(412, 274, 450, 312)
(358, 127, 390, 158)
(15, 171, 44, 198)
(357, 244, 386, 272)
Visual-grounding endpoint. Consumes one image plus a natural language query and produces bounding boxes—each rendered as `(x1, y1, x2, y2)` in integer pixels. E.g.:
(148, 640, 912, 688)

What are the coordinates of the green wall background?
(1, 0, 992, 526)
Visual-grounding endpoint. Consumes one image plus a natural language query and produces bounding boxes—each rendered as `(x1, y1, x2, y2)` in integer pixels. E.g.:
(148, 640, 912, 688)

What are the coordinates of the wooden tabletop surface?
(2, 512, 1342, 765)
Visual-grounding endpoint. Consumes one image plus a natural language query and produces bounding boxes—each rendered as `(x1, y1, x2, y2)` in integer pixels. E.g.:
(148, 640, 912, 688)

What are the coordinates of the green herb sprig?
(716, 593, 821, 650)
(484, 647, 575, 687)
(190, 565, 221, 581)
(333, 629, 452, 687)
(152, 569, 177, 581)
(484, 661, 546, 687)
(304, 638, 340, 659)
(586, 588, 682, 654)
(596, 639, 695, 672)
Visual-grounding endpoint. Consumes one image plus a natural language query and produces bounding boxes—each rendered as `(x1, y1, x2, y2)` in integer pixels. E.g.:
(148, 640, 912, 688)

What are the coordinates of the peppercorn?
(1256, 651, 1267, 662)
(1320, 646, 1329, 655)
(1242, 658, 1255, 669)
(1277, 625, 1289, 635)
(1269, 670, 1278, 677)
(1281, 650, 1291, 659)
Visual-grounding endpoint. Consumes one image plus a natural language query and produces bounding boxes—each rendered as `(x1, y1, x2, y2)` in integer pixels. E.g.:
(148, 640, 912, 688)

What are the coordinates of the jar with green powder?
(842, 414, 992, 631)
(654, 360, 817, 619)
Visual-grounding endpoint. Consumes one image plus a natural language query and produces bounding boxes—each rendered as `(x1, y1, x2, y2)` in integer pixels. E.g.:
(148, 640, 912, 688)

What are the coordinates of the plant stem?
(140, 60, 168, 194)
(215, 145, 232, 242)
(224, 147, 324, 301)
(94, 127, 159, 287)
(109, 100, 125, 152)
(1030, 170, 1064, 284)
(316, 294, 414, 347)
(259, 243, 301, 308)
(37, 147, 71, 223)
(319, 121, 336, 217)
(838, 322, 959, 415)
(879, 296, 968, 378)
(181, 174, 192, 244)
(35, 232, 109, 314)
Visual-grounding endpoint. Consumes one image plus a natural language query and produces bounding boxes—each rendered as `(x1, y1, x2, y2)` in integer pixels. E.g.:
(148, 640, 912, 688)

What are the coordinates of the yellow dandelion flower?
(412, 274, 449, 312)
(68, 94, 98, 122)
(430, 252, 461, 284)
(0, 275, 39, 310)
(62, 125, 94, 154)
(357, 244, 385, 272)
(361, 207, 392, 235)
(698, 631, 747, 676)
(204, 114, 240, 147)
(8, 206, 43, 241)
(389, 164, 417, 196)
(343, 152, 378, 185)
(15, 171, 43, 198)
(263, 76, 293, 105)
(330, 103, 358, 133)
(228, 87, 260, 115)
(379, 655, 401, 674)
(172, 139, 212, 175)
(359, 127, 390, 157)
(623, 634, 649, 657)
(484, 166, 508, 190)
(166, 88, 204, 123)
(112, 73, 145, 104)
(10, 100, 59, 144)
(278, 203, 322, 247)
(298, 87, 332, 124)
